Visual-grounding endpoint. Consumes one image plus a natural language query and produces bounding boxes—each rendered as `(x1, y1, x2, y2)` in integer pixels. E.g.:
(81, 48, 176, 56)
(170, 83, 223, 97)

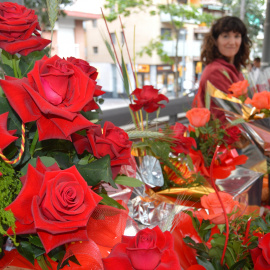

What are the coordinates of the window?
(93, 46, 98, 54)
(110, 33, 116, 44)
(92, 19, 97, 28)
(161, 28, 172, 40)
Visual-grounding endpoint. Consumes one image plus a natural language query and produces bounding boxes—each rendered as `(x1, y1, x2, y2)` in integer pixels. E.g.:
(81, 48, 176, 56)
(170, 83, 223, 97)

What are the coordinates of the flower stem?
(12, 57, 18, 78)
(30, 130, 39, 157)
(210, 145, 229, 266)
(146, 113, 149, 130)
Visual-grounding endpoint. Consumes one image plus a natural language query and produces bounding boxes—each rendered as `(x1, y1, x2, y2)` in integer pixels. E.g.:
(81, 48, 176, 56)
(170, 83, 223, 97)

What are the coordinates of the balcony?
(162, 40, 202, 58)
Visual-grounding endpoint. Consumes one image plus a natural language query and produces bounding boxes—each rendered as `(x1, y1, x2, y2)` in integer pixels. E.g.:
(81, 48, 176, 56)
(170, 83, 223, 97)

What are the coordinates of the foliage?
(219, 0, 265, 43)
(24, 0, 74, 29)
(184, 210, 270, 269)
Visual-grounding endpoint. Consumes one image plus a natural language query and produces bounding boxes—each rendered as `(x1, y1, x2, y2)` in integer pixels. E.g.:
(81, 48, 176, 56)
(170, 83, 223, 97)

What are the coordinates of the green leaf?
(20, 157, 58, 175)
(29, 235, 44, 248)
(229, 118, 245, 126)
(104, 39, 116, 63)
(0, 97, 22, 132)
(195, 128, 200, 137)
(36, 255, 49, 270)
(19, 51, 47, 77)
(17, 241, 35, 265)
(211, 234, 225, 248)
(197, 256, 216, 270)
(230, 259, 247, 270)
(205, 90, 211, 110)
(0, 63, 15, 77)
(76, 155, 116, 188)
(114, 175, 143, 187)
(218, 224, 226, 234)
(99, 194, 126, 209)
(122, 55, 130, 96)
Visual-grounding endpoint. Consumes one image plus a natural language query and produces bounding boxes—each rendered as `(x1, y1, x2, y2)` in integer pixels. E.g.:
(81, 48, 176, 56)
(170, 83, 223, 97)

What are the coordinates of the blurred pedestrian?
(251, 57, 261, 83)
(192, 16, 252, 120)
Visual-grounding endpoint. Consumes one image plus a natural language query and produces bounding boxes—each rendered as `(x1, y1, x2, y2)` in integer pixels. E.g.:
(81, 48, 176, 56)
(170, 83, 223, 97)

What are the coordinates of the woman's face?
(216, 31, 242, 64)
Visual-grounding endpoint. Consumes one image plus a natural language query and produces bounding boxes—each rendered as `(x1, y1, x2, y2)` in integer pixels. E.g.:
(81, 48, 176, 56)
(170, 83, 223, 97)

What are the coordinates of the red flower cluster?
(103, 226, 180, 270)
(0, 2, 50, 55)
(5, 158, 102, 253)
(129, 85, 169, 113)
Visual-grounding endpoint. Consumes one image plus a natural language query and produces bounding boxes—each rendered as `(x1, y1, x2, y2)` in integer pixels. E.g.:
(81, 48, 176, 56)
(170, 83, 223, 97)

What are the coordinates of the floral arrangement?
(0, 2, 260, 270)
(171, 191, 270, 270)
(0, 2, 145, 269)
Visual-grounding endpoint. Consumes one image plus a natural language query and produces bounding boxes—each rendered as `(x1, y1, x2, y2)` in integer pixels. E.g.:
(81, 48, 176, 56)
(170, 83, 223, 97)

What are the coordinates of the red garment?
(192, 59, 244, 120)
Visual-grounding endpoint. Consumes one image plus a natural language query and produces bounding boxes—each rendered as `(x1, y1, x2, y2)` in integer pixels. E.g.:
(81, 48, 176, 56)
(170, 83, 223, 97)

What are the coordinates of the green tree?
(104, 0, 216, 96)
(24, 0, 74, 30)
(220, 0, 265, 43)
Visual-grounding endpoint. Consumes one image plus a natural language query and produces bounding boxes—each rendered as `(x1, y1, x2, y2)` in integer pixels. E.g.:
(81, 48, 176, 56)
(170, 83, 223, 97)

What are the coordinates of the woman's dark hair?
(201, 16, 252, 70)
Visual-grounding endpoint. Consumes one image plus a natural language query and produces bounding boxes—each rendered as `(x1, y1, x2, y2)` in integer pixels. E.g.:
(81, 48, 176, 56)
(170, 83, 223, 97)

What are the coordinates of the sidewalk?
(100, 98, 130, 110)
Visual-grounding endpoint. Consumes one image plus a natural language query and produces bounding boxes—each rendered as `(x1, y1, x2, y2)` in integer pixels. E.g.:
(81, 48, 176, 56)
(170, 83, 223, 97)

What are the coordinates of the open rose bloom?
(5, 158, 102, 253)
(0, 2, 51, 55)
(196, 192, 240, 224)
(0, 55, 98, 140)
(103, 226, 181, 270)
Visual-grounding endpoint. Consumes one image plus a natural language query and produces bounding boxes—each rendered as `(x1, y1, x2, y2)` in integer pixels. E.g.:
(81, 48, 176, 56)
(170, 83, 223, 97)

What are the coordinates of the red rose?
(0, 112, 18, 176)
(169, 122, 196, 155)
(223, 125, 241, 144)
(5, 158, 102, 253)
(66, 57, 98, 79)
(197, 192, 240, 224)
(103, 226, 181, 270)
(189, 149, 210, 178)
(129, 85, 169, 113)
(186, 108, 210, 127)
(245, 91, 270, 110)
(72, 122, 132, 178)
(66, 57, 105, 111)
(0, 55, 97, 141)
(0, 112, 17, 152)
(0, 2, 50, 56)
(228, 80, 249, 98)
(250, 233, 270, 270)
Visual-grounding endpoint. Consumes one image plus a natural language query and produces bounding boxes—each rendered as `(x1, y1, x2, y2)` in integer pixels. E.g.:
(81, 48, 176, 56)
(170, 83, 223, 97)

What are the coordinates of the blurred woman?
(192, 16, 252, 119)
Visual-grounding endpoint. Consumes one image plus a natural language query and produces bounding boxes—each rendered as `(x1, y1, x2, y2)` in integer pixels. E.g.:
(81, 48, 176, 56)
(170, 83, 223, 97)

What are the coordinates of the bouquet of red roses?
(0, 2, 144, 269)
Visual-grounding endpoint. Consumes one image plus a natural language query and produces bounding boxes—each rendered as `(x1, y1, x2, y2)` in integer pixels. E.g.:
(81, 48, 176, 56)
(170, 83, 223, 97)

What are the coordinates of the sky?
(64, 0, 104, 14)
